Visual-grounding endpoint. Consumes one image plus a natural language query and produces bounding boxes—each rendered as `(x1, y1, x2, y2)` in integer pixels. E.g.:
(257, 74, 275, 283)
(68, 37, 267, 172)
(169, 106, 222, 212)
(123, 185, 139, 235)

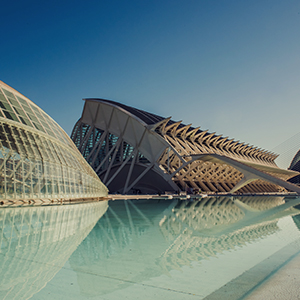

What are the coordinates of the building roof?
(0, 80, 72, 148)
(85, 98, 199, 132)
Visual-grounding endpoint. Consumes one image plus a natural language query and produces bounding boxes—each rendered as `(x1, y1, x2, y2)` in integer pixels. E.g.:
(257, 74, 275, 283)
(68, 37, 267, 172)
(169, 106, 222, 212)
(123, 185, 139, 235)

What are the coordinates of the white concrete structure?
(72, 99, 300, 194)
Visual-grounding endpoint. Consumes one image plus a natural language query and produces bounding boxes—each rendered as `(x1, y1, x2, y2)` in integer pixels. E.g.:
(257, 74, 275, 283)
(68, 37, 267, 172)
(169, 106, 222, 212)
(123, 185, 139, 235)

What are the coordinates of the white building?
(72, 98, 300, 194)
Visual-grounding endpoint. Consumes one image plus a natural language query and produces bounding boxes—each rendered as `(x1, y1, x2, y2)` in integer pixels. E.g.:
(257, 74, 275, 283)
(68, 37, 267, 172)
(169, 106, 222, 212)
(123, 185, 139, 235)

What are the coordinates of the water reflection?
(68, 196, 300, 298)
(0, 201, 108, 300)
(158, 196, 287, 272)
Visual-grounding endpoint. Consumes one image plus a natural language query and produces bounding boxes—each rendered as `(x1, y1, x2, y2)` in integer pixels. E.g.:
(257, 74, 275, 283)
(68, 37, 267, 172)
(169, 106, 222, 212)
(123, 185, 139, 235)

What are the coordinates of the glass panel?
(0, 89, 7, 101)
(0, 99, 13, 111)
(33, 122, 44, 131)
(0, 116, 107, 201)
(2, 88, 15, 99)
(3, 110, 19, 122)
(7, 96, 21, 108)
(40, 120, 51, 131)
(14, 106, 27, 117)
(15, 95, 27, 104)
(29, 103, 40, 113)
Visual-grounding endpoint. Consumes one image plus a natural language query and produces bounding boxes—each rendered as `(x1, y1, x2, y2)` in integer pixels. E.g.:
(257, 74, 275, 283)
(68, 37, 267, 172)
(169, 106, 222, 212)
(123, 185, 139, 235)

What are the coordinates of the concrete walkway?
(246, 253, 300, 300)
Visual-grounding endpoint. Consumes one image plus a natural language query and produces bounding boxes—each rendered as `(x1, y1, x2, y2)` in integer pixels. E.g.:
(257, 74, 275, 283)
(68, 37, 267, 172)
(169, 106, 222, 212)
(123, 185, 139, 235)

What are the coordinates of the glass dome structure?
(0, 81, 108, 203)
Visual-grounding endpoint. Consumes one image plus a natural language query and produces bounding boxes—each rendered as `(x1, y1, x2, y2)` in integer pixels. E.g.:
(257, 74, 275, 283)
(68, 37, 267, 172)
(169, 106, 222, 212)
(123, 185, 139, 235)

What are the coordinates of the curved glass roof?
(0, 81, 108, 202)
(0, 81, 73, 148)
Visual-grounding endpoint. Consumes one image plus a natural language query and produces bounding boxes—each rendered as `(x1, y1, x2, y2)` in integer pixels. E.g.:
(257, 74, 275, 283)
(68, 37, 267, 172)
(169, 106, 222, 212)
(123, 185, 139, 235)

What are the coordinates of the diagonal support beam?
(186, 154, 300, 194)
(230, 171, 261, 193)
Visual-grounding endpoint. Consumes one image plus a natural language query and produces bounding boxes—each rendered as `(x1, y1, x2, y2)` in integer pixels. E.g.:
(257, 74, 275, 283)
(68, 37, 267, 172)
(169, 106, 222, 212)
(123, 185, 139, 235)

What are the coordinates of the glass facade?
(0, 81, 108, 202)
(71, 122, 149, 177)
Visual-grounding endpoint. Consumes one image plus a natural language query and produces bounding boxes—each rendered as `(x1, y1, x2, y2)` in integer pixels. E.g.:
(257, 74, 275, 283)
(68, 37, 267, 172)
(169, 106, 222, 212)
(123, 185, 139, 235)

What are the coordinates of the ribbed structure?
(71, 99, 298, 194)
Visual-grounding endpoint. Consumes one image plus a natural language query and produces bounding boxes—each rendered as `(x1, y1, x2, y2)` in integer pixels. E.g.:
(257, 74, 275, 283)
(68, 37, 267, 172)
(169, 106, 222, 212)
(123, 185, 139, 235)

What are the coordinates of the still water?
(1, 196, 300, 299)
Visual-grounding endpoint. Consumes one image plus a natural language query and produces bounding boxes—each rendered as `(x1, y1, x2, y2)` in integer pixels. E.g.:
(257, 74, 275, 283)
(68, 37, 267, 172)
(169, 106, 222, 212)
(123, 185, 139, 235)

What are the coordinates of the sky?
(1, 0, 300, 168)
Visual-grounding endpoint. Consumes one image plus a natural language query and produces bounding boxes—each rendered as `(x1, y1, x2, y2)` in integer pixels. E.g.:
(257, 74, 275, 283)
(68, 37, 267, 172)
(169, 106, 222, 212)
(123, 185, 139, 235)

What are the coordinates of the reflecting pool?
(1, 196, 300, 299)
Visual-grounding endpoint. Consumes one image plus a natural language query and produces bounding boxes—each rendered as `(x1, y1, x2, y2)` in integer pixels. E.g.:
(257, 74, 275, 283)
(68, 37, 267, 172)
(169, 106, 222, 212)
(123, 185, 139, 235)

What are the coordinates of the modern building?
(0, 81, 108, 204)
(71, 98, 300, 194)
(288, 150, 300, 184)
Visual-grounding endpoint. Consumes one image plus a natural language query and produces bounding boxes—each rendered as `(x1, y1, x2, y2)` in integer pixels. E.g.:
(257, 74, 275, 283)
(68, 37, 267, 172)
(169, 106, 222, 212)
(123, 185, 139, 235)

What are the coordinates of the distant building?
(0, 81, 108, 203)
(72, 99, 300, 195)
(288, 150, 300, 184)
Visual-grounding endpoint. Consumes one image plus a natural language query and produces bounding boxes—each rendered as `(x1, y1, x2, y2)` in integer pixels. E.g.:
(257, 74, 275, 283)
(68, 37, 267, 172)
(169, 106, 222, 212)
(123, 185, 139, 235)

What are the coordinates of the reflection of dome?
(0, 201, 108, 300)
(69, 200, 170, 296)
(0, 81, 107, 204)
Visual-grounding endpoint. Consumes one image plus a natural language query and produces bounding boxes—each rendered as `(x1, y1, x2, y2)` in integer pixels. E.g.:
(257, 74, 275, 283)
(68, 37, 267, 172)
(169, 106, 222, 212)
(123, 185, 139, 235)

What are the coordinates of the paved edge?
(203, 239, 300, 300)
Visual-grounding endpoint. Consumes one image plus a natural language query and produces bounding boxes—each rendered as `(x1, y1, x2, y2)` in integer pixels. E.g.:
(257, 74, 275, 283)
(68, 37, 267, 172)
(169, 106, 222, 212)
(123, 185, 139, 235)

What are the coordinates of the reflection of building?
(71, 99, 299, 194)
(0, 81, 107, 203)
(0, 201, 108, 300)
(69, 197, 297, 297)
(157, 196, 287, 272)
(69, 200, 171, 296)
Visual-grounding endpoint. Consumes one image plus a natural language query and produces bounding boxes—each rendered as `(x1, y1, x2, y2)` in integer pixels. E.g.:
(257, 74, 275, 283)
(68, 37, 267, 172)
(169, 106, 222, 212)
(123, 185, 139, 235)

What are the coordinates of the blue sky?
(1, 0, 300, 167)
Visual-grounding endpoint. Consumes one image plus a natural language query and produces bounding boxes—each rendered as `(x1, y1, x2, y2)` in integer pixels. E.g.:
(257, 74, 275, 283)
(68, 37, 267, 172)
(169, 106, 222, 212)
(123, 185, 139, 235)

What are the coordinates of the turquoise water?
(1, 196, 300, 299)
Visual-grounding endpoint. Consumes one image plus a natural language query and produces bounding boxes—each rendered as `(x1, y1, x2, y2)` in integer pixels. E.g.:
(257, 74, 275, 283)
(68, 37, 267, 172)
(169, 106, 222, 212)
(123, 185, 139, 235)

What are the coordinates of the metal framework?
(0, 81, 108, 202)
(72, 99, 299, 194)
